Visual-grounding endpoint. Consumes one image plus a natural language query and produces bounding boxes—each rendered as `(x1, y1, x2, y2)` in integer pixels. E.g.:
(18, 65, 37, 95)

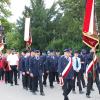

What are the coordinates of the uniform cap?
(31, 48, 36, 52)
(74, 50, 79, 54)
(35, 50, 40, 53)
(64, 49, 70, 52)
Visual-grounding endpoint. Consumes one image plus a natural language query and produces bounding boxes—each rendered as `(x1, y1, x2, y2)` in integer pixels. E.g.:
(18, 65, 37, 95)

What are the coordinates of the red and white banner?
(82, 0, 99, 48)
(86, 55, 97, 77)
(59, 57, 72, 86)
(24, 18, 32, 46)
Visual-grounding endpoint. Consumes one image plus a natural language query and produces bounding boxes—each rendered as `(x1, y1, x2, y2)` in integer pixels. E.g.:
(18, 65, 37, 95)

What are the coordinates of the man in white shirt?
(72, 50, 83, 94)
(7, 50, 19, 86)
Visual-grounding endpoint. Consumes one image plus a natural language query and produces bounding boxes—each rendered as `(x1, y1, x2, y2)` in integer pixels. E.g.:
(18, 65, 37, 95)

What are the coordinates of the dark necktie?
(76, 58, 78, 68)
(36, 56, 39, 60)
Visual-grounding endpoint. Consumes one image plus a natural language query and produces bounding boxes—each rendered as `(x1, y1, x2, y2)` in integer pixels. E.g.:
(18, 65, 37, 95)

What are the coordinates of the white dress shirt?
(72, 56, 81, 72)
(7, 54, 19, 66)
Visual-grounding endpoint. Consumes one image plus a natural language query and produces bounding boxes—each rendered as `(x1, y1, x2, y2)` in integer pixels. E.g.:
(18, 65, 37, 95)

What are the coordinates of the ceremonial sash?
(86, 55, 97, 77)
(60, 57, 72, 86)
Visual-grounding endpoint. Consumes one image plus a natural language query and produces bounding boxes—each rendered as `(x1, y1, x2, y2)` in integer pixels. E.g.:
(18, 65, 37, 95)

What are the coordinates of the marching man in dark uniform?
(46, 50, 58, 88)
(19, 50, 27, 89)
(58, 49, 74, 100)
(25, 50, 31, 90)
(42, 51, 49, 87)
(29, 49, 36, 92)
(55, 50, 60, 83)
(79, 49, 87, 88)
(86, 48, 100, 98)
(29, 50, 45, 96)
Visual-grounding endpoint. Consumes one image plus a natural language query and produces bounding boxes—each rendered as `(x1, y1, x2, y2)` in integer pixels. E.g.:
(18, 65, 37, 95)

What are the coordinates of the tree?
(6, 26, 25, 50)
(0, 0, 12, 41)
(47, 0, 84, 50)
(17, 0, 98, 51)
(96, 0, 100, 31)
(0, 0, 11, 17)
(17, 0, 61, 50)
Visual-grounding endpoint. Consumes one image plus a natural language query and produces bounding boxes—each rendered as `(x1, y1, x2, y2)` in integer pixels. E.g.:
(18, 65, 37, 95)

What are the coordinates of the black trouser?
(86, 71, 100, 96)
(5, 71, 11, 83)
(86, 72, 93, 96)
(29, 76, 33, 91)
(80, 70, 86, 87)
(25, 73, 30, 89)
(53, 72, 59, 83)
(95, 71, 100, 92)
(32, 76, 38, 92)
(43, 72, 48, 85)
(73, 71, 82, 91)
(10, 65, 18, 85)
(32, 76, 43, 93)
(18, 68, 20, 79)
(38, 75, 43, 93)
(0, 68, 4, 80)
(22, 74, 26, 88)
(22, 73, 30, 89)
(63, 79, 73, 100)
(49, 72, 55, 86)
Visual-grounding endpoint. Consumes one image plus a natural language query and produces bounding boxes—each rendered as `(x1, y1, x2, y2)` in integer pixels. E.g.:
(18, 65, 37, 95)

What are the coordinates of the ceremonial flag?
(82, 0, 99, 48)
(24, 18, 32, 46)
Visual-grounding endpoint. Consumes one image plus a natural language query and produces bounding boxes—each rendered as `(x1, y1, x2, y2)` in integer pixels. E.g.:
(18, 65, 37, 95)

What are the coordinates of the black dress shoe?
(32, 92, 37, 95)
(79, 91, 84, 94)
(83, 85, 87, 88)
(72, 90, 76, 94)
(50, 86, 54, 88)
(91, 88, 95, 91)
(15, 83, 19, 85)
(36, 89, 39, 92)
(11, 84, 13, 86)
(43, 84, 47, 87)
(25, 88, 28, 90)
(40, 92, 45, 96)
(43, 82, 47, 86)
(86, 95, 91, 98)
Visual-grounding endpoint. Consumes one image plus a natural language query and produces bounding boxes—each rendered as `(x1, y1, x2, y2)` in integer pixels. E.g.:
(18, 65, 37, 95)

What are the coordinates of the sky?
(8, 0, 58, 23)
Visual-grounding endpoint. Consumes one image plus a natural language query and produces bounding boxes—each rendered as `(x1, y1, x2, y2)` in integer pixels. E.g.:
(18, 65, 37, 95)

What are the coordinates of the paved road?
(0, 79, 100, 100)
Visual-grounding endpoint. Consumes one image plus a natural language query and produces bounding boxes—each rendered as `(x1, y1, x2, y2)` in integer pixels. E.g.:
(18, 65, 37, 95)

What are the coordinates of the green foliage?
(46, 39, 64, 50)
(0, 18, 12, 33)
(0, 0, 11, 17)
(6, 31, 24, 50)
(0, 0, 12, 42)
(14, 0, 100, 51)
(96, 0, 100, 31)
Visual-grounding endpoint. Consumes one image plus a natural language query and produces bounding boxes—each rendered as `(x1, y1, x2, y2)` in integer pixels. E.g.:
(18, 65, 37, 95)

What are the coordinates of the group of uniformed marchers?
(0, 48, 100, 100)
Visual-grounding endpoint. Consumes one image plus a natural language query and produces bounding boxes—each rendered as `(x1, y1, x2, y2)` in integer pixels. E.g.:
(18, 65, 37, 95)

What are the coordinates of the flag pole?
(93, 0, 100, 81)
(95, 0, 100, 52)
